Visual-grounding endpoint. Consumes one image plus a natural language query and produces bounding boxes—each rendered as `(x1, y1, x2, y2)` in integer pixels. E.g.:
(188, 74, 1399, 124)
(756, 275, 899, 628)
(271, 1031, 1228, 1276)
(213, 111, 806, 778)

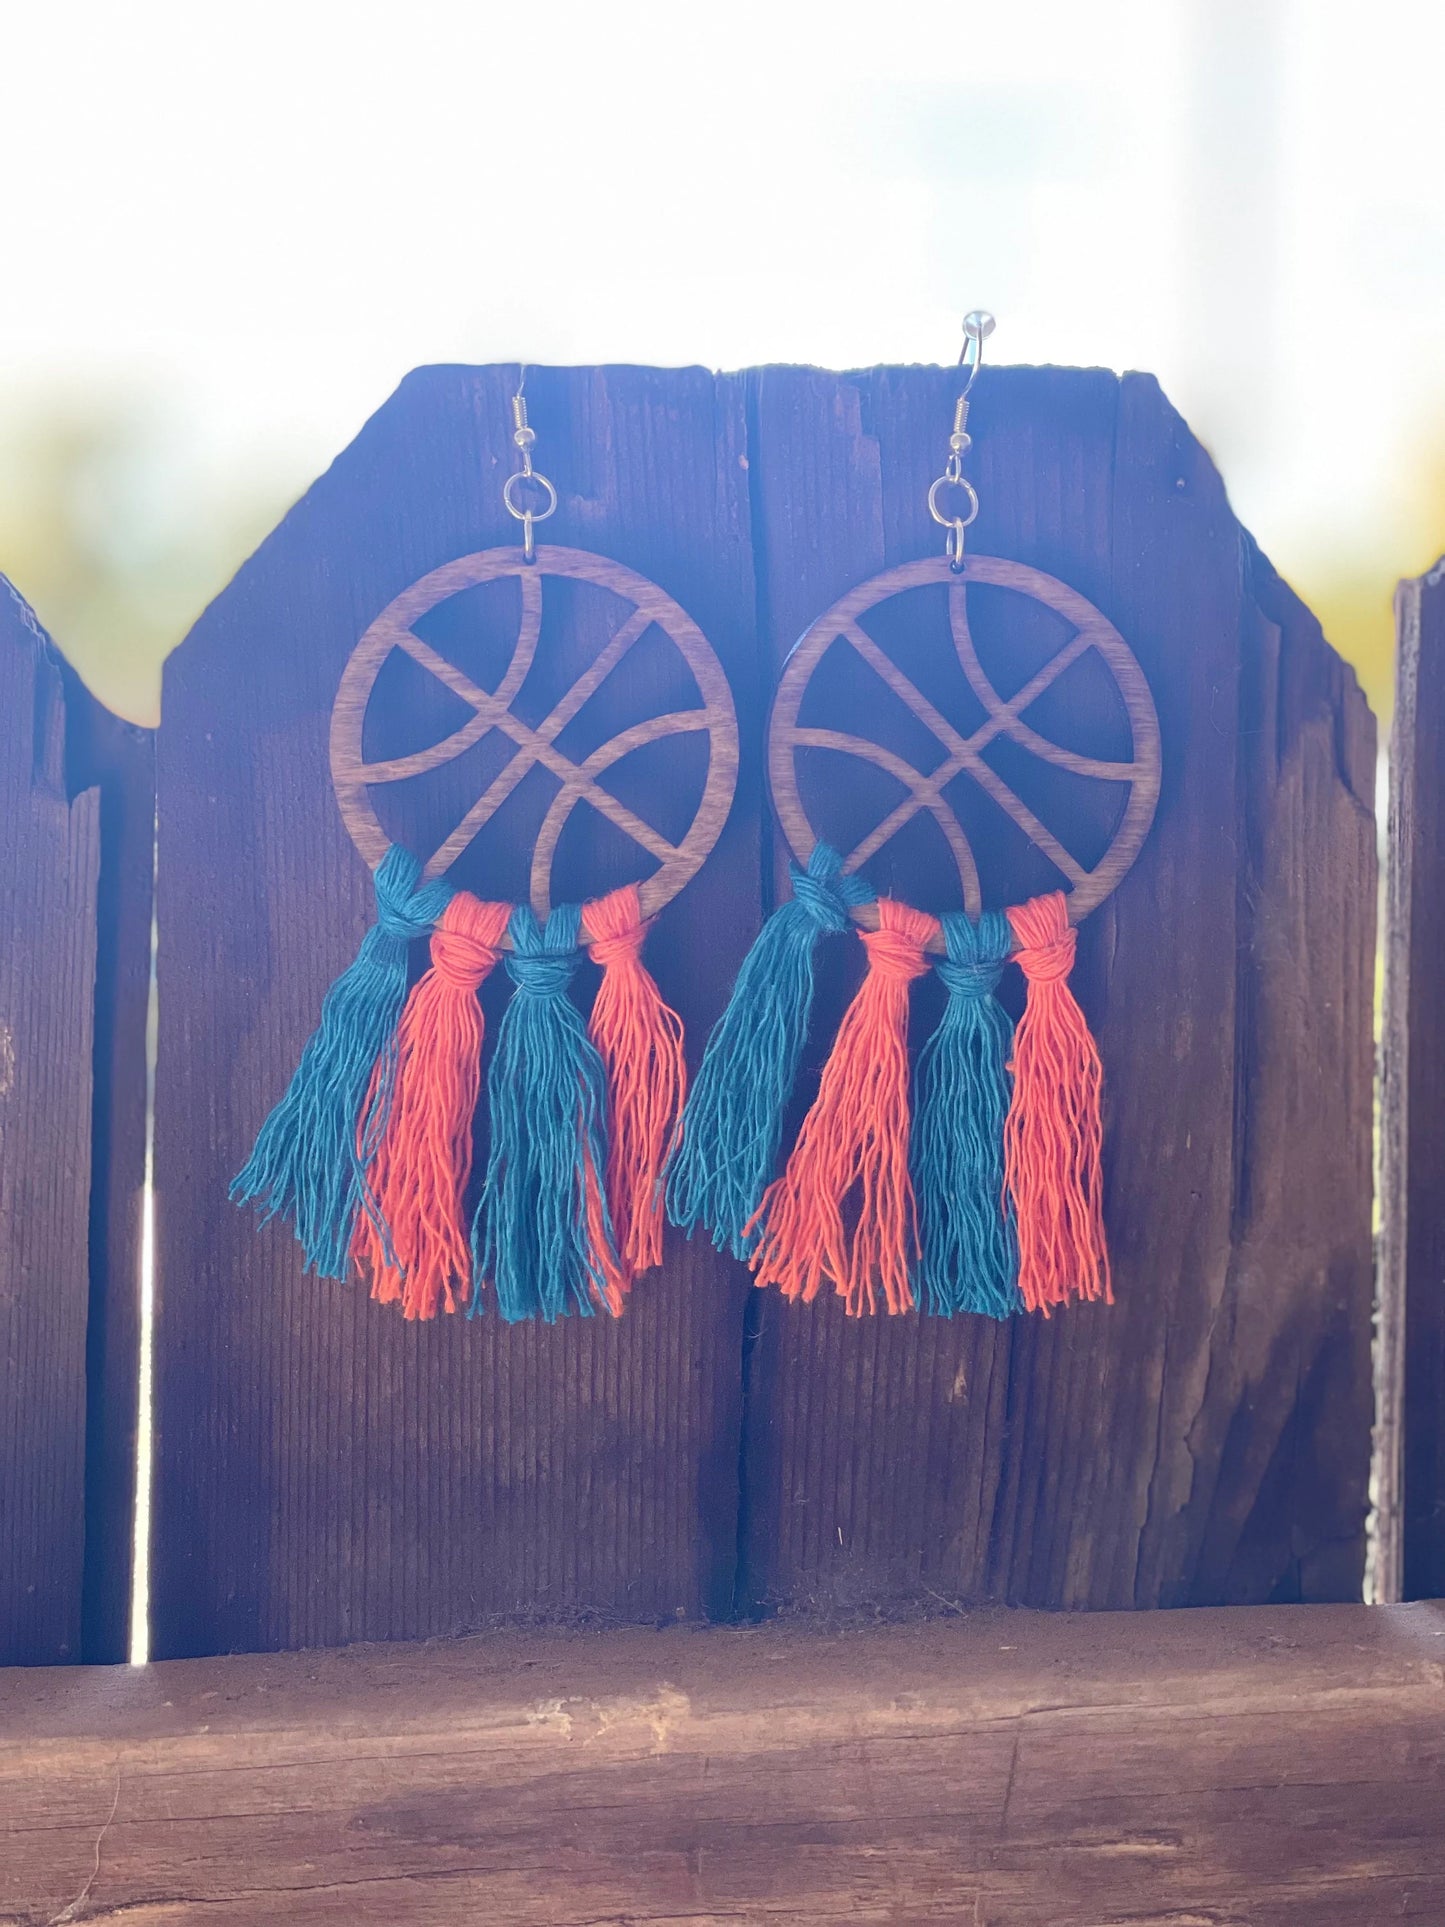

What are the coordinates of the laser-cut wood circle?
(331, 544, 738, 926)
(768, 554, 1161, 946)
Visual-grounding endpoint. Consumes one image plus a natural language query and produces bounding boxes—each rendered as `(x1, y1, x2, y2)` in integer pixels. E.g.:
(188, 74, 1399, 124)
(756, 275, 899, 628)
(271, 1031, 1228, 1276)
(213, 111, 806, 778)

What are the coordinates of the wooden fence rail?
(5, 1602, 1444, 1924)
(0, 363, 1381, 1664)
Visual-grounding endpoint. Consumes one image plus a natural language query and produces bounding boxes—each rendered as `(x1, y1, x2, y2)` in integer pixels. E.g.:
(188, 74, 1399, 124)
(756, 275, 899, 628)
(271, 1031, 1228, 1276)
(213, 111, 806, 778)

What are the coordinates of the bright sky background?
(3, 0, 1443, 722)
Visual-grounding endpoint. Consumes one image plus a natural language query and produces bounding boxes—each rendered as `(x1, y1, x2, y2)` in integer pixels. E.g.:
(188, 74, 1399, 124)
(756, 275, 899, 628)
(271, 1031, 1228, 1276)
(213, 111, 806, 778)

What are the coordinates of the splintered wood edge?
(329, 544, 740, 940)
(767, 553, 1162, 949)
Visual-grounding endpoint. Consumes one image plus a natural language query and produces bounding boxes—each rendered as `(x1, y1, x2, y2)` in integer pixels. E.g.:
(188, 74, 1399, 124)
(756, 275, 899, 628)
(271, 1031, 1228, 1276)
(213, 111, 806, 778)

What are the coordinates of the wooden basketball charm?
(330, 543, 738, 921)
(768, 553, 1160, 935)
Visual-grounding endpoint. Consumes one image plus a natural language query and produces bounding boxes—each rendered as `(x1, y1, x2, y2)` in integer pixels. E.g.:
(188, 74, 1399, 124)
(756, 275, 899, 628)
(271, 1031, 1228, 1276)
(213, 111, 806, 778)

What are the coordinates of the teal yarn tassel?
(471, 903, 626, 1324)
(910, 908, 1022, 1318)
(232, 844, 452, 1279)
(666, 842, 874, 1259)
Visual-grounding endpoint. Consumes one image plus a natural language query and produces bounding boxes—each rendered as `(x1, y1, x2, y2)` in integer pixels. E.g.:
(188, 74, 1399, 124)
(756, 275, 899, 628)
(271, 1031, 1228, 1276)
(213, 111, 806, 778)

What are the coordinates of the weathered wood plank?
(151, 365, 759, 1657)
(0, 581, 102, 1665)
(1211, 543, 1377, 1604)
(3, 1602, 1442, 1923)
(741, 366, 1375, 1613)
(1381, 558, 1445, 1602)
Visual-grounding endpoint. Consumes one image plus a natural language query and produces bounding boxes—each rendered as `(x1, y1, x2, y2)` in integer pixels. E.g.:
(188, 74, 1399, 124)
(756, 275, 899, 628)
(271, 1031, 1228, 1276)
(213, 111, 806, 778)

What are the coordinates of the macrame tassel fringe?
(471, 903, 628, 1323)
(911, 909, 1021, 1318)
(351, 893, 510, 1320)
(1003, 891, 1111, 1313)
(666, 843, 874, 1258)
(748, 898, 938, 1316)
(231, 845, 452, 1278)
(581, 884, 686, 1280)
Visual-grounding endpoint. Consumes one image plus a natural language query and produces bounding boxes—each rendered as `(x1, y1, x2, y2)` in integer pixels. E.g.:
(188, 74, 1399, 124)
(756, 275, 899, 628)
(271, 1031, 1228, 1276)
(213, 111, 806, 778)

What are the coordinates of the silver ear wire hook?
(957, 309, 994, 396)
(502, 362, 558, 563)
(928, 310, 995, 570)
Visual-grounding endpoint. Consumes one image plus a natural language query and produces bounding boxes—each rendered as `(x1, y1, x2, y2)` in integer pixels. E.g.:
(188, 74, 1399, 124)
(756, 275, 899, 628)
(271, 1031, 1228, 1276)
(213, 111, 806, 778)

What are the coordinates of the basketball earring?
(669, 314, 1162, 1319)
(235, 369, 739, 1322)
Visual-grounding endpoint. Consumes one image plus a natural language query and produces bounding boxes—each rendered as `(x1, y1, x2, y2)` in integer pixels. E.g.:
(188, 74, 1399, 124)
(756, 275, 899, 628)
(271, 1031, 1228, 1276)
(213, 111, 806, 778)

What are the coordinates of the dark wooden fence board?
(1382, 559, 1445, 1601)
(739, 365, 1376, 1614)
(5, 1603, 1443, 1924)
(152, 365, 759, 1658)
(0, 585, 102, 1665)
(1197, 544, 1376, 1604)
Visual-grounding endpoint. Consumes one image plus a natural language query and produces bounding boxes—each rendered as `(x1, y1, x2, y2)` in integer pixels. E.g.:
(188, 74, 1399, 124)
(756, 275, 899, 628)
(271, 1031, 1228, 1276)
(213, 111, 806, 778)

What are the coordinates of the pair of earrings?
(234, 316, 1162, 1326)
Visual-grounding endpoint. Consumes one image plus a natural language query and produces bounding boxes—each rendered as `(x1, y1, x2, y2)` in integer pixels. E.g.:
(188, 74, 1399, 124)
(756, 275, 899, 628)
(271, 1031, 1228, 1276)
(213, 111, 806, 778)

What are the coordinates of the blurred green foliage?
(0, 390, 297, 726)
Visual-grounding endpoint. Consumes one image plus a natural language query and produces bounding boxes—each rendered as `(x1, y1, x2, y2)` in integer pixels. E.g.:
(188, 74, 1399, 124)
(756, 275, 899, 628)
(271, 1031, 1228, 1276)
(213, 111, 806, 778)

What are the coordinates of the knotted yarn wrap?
(748, 897, 938, 1317)
(1003, 891, 1111, 1313)
(351, 893, 510, 1320)
(231, 844, 452, 1279)
(471, 903, 628, 1323)
(581, 884, 686, 1280)
(666, 842, 875, 1259)
(910, 909, 1022, 1318)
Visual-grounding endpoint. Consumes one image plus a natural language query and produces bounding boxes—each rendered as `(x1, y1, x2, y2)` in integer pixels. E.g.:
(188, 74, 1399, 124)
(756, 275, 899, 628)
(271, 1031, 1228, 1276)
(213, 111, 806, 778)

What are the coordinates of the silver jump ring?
(503, 469, 558, 524)
(928, 474, 980, 531)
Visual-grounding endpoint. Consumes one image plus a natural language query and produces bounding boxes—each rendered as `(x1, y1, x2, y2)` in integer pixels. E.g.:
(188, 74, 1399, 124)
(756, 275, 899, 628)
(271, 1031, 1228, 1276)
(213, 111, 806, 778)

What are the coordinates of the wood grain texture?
(4, 1601, 1443, 1924)
(1222, 541, 1378, 1606)
(740, 366, 1376, 1615)
(152, 365, 760, 1658)
(0, 583, 102, 1665)
(1381, 559, 1445, 1602)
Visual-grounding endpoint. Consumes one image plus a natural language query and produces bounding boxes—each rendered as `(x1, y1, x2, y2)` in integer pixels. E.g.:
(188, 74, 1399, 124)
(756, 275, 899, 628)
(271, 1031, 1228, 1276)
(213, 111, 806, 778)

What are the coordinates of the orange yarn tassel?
(581, 884, 687, 1280)
(583, 1143, 630, 1318)
(748, 898, 938, 1316)
(352, 893, 510, 1319)
(1003, 891, 1111, 1314)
